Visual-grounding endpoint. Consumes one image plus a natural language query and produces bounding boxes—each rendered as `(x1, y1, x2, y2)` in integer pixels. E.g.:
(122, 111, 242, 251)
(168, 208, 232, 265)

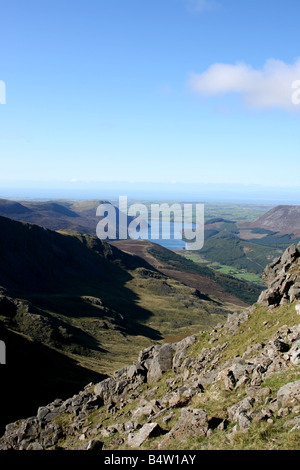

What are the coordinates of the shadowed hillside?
(0, 216, 253, 429)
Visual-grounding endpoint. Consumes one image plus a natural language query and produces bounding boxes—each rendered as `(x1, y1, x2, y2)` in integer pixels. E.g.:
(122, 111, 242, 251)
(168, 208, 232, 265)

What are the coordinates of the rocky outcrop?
(258, 243, 300, 307)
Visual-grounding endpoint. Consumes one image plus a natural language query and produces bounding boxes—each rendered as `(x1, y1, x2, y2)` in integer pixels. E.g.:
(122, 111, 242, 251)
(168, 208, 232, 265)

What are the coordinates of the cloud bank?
(188, 59, 300, 111)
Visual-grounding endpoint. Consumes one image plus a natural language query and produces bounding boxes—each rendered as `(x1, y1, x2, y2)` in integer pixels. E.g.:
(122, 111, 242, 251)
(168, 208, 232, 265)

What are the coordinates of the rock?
(127, 423, 163, 448)
(159, 408, 208, 448)
(289, 287, 300, 302)
(277, 381, 300, 408)
(37, 406, 49, 421)
(224, 309, 252, 336)
(258, 244, 300, 306)
(286, 339, 300, 365)
(272, 338, 290, 353)
(252, 407, 273, 422)
(86, 439, 104, 450)
(295, 304, 300, 315)
(228, 397, 255, 423)
(238, 412, 252, 432)
(94, 378, 118, 403)
(26, 442, 44, 450)
(223, 371, 236, 391)
(132, 399, 160, 419)
(172, 335, 197, 372)
(277, 407, 290, 418)
(283, 416, 300, 431)
(163, 412, 175, 424)
(146, 344, 175, 383)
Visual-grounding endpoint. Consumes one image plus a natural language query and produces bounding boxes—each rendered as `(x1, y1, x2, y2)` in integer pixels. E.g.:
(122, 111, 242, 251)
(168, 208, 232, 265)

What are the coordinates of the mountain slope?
(0, 215, 251, 430)
(1, 243, 299, 450)
(240, 205, 300, 237)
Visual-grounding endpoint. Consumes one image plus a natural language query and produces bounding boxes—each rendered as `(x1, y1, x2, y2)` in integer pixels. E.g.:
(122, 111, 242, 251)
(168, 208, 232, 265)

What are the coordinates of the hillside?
(1, 243, 299, 451)
(239, 205, 300, 238)
(110, 239, 261, 305)
(181, 213, 300, 283)
(0, 215, 254, 431)
(0, 198, 132, 237)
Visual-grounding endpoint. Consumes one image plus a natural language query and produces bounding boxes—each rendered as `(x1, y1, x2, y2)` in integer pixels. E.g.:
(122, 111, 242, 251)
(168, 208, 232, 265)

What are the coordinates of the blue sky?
(0, 0, 300, 201)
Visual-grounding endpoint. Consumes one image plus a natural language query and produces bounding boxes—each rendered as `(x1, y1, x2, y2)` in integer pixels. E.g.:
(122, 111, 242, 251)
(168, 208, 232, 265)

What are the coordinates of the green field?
(178, 251, 264, 285)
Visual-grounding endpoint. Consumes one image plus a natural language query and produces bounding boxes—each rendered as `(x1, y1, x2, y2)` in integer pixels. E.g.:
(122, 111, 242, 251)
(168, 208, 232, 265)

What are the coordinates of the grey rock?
(26, 442, 44, 450)
(277, 381, 300, 408)
(289, 340, 300, 365)
(159, 408, 208, 448)
(86, 439, 104, 450)
(128, 423, 163, 448)
(147, 344, 175, 383)
(228, 397, 255, 423)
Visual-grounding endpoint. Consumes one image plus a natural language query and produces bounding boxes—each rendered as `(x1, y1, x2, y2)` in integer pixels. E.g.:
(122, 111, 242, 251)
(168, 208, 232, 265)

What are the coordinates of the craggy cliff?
(0, 244, 300, 451)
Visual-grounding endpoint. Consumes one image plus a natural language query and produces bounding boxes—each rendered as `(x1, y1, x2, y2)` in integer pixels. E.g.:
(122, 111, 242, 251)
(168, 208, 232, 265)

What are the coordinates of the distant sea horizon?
(1, 182, 300, 205)
(0, 194, 299, 206)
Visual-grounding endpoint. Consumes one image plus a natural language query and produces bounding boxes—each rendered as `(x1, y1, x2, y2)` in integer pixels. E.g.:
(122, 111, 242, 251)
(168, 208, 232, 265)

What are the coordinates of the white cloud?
(188, 59, 300, 111)
(185, 0, 220, 13)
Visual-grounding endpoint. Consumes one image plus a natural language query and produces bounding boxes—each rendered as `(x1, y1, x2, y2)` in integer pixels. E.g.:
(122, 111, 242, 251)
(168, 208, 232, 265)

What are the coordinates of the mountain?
(0, 198, 132, 236)
(0, 215, 258, 431)
(239, 205, 300, 237)
(1, 243, 299, 450)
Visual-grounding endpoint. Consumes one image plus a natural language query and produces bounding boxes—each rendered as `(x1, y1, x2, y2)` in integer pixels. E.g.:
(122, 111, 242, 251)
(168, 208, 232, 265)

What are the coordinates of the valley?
(0, 200, 299, 447)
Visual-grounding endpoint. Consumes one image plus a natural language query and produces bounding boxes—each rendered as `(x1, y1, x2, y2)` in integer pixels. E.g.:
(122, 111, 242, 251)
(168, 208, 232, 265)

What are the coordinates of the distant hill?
(239, 205, 300, 237)
(0, 198, 132, 236)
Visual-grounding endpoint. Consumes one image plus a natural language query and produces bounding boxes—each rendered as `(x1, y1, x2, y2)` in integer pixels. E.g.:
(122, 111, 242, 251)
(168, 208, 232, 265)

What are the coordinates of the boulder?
(127, 423, 163, 448)
(289, 340, 300, 365)
(146, 344, 175, 383)
(228, 397, 255, 423)
(277, 381, 300, 408)
(159, 408, 208, 448)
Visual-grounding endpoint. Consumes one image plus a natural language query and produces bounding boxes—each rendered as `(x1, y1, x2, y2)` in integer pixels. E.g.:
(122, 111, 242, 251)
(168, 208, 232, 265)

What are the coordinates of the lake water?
(130, 221, 197, 250)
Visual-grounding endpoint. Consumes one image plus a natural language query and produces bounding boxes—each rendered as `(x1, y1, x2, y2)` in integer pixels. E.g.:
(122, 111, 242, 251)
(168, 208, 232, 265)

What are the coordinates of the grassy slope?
(56, 301, 300, 451)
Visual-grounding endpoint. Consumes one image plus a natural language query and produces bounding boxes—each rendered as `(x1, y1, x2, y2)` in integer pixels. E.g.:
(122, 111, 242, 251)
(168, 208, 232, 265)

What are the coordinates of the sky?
(0, 0, 300, 202)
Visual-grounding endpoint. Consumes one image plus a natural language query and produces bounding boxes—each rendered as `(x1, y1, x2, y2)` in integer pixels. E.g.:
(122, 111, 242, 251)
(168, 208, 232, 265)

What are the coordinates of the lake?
(129, 221, 197, 250)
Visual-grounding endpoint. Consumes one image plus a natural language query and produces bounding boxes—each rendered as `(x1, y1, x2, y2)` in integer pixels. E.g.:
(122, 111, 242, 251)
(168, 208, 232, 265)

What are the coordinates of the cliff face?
(1, 245, 300, 451)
